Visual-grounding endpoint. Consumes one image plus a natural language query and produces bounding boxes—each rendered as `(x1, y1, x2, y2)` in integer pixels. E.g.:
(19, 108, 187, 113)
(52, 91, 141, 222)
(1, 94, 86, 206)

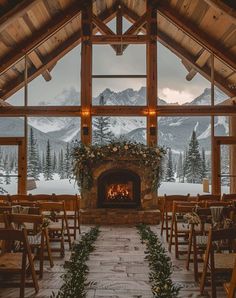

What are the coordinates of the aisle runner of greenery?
(137, 224, 181, 298)
(51, 226, 100, 298)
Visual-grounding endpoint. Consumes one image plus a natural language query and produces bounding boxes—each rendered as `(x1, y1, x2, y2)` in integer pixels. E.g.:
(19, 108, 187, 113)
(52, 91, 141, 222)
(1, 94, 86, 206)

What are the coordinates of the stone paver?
(86, 226, 153, 298)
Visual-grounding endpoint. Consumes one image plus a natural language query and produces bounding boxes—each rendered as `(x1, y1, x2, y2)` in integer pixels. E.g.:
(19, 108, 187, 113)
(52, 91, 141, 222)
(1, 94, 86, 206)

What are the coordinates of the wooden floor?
(0, 225, 227, 298)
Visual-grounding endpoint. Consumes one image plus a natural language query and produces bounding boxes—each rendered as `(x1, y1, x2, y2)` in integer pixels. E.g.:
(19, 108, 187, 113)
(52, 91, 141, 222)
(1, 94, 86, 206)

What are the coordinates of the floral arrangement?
(71, 140, 166, 192)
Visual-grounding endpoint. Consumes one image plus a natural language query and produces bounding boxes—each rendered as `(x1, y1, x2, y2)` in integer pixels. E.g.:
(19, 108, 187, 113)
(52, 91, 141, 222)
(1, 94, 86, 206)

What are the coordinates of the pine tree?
(53, 151, 57, 173)
(185, 131, 202, 183)
(176, 152, 184, 182)
(4, 155, 11, 185)
(58, 149, 65, 179)
(28, 128, 40, 180)
(64, 143, 72, 179)
(44, 140, 53, 181)
(0, 148, 6, 194)
(201, 148, 207, 179)
(165, 148, 175, 182)
(93, 95, 114, 145)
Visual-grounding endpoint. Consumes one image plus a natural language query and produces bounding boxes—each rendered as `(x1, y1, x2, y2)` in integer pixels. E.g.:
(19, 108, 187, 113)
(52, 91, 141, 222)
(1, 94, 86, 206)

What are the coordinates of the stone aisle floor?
(86, 226, 153, 298)
(86, 226, 227, 298)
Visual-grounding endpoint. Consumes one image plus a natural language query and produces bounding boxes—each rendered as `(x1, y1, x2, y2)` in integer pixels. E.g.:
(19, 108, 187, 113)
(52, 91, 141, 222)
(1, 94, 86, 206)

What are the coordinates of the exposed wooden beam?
(124, 12, 147, 35)
(122, 4, 146, 34)
(28, 51, 52, 81)
(116, 6, 123, 55)
(184, 50, 211, 81)
(91, 35, 147, 44)
(92, 14, 115, 35)
(156, 30, 235, 96)
(0, 0, 85, 76)
(203, 0, 236, 25)
(156, 2, 236, 71)
(1, 5, 117, 100)
(92, 13, 117, 53)
(2, 105, 236, 117)
(0, 0, 41, 32)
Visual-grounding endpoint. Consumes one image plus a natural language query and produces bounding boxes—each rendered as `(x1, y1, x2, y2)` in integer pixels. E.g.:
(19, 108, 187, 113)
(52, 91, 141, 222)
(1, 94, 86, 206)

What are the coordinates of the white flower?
(90, 153, 95, 158)
(124, 145, 129, 150)
(143, 154, 147, 158)
(113, 147, 118, 152)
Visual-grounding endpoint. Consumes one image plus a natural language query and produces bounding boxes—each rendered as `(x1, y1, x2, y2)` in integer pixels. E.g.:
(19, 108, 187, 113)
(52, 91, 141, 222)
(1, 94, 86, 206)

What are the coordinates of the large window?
(27, 117, 80, 194)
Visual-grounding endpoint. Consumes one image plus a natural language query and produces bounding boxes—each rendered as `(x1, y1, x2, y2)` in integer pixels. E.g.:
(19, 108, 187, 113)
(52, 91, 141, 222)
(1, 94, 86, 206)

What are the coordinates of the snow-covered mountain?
(0, 86, 229, 153)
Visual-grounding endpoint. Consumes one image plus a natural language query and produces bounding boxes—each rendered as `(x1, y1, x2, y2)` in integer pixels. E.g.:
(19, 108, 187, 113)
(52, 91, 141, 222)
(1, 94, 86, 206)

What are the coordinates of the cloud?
(159, 88, 195, 104)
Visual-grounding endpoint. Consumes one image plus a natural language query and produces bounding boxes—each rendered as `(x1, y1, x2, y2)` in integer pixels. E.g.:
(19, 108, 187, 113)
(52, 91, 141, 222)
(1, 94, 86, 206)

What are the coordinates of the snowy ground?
(1, 177, 229, 195)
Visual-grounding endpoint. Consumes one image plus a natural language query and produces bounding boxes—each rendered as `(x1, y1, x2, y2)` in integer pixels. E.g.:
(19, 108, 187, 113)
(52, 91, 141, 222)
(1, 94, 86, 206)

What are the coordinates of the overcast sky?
(8, 19, 211, 106)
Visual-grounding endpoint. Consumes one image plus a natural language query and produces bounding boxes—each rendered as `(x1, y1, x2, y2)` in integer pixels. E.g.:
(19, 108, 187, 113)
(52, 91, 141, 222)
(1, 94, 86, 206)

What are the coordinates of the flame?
(107, 183, 132, 201)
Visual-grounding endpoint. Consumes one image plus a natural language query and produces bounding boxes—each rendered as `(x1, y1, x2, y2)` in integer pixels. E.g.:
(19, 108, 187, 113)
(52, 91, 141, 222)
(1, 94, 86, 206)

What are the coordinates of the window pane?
(92, 116, 147, 145)
(158, 116, 211, 195)
(157, 42, 211, 106)
(0, 117, 24, 137)
(28, 46, 81, 106)
(93, 78, 146, 105)
(27, 117, 80, 194)
(93, 45, 146, 75)
(0, 145, 18, 194)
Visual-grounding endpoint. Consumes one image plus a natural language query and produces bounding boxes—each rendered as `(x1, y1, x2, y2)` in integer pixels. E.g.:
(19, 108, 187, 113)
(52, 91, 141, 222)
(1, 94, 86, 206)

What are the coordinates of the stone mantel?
(81, 159, 158, 210)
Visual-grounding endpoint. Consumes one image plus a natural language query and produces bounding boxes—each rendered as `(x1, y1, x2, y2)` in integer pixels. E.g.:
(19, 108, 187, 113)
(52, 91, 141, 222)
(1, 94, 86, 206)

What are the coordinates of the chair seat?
(0, 252, 31, 271)
(203, 253, 236, 269)
(48, 221, 62, 230)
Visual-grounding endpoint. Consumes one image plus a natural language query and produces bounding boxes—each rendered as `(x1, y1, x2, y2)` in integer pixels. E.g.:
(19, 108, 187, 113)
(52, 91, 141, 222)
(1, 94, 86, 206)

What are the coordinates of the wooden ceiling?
(0, 0, 235, 101)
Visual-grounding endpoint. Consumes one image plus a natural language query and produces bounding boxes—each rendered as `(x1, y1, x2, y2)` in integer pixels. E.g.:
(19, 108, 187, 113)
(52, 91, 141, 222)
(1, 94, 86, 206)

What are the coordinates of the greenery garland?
(51, 226, 100, 298)
(71, 140, 166, 191)
(137, 224, 181, 298)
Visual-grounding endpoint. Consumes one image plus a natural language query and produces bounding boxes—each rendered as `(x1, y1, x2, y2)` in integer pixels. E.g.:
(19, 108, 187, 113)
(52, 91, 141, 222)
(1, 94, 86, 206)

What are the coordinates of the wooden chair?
(160, 194, 190, 242)
(168, 201, 200, 258)
(186, 207, 212, 281)
(197, 194, 221, 203)
(205, 201, 231, 208)
(0, 228, 39, 298)
(222, 193, 236, 202)
(38, 201, 72, 256)
(53, 194, 81, 239)
(10, 194, 33, 204)
(224, 257, 236, 298)
(5, 213, 54, 278)
(200, 227, 236, 298)
(29, 194, 54, 202)
(0, 194, 11, 204)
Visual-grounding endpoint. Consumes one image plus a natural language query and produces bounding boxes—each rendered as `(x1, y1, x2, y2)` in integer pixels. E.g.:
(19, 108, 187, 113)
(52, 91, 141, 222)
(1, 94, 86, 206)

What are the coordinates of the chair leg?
(186, 225, 193, 270)
(64, 215, 72, 249)
(44, 229, 54, 268)
(39, 235, 44, 278)
(60, 232, 65, 257)
(174, 219, 179, 259)
(168, 214, 174, 252)
(210, 252, 216, 298)
(166, 211, 169, 242)
(20, 253, 27, 298)
(161, 210, 165, 236)
(77, 212, 81, 234)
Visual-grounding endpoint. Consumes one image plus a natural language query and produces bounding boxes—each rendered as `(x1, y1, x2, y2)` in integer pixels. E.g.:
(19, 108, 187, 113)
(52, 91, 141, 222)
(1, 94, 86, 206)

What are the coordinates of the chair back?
(197, 194, 221, 202)
(164, 194, 190, 212)
(52, 194, 79, 211)
(205, 201, 231, 207)
(29, 194, 54, 202)
(222, 193, 236, 201)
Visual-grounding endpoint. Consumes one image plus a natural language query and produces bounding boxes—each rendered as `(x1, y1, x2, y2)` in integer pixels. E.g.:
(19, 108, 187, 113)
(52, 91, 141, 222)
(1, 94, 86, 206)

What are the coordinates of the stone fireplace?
(97, 168, 141, 208)
(80, 159, 160, 224)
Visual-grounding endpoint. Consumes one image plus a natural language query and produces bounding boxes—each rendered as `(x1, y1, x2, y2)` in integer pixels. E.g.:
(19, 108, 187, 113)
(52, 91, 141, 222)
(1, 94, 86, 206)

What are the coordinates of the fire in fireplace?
(97, 169, 141, 208)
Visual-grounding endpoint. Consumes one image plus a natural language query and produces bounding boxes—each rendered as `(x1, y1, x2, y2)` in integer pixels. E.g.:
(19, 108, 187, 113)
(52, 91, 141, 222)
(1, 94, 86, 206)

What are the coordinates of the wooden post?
(81, 0, 92, 145)
(212, 138, 221, 195)
(18, 139, 27, 194)
(116, 4, 123, 55)
(146, 0, 157, 147)
(18, 55, 28, 194)
(229, 115, 236, 193)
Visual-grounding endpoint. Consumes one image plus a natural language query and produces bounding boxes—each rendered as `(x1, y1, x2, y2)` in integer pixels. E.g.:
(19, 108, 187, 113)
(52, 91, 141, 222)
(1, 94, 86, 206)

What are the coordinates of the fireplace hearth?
(97, 169, 141, 208)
